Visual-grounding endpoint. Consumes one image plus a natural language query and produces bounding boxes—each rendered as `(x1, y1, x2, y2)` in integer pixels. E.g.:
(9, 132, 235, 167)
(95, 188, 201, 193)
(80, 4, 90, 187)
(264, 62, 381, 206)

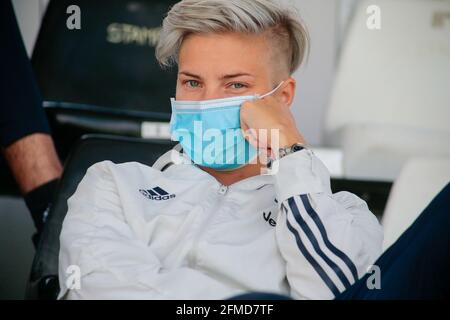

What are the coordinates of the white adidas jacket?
(58, 147, 383, 300)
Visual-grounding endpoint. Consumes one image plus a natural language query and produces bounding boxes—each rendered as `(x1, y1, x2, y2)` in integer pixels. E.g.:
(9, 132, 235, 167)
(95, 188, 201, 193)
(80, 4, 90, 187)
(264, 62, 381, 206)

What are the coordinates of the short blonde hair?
(156, 0, 309, 75)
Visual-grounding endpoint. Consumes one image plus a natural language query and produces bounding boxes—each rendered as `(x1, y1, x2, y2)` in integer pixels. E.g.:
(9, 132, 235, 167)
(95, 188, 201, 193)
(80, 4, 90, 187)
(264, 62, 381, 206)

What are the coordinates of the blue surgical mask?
(170, 81, 284, 170)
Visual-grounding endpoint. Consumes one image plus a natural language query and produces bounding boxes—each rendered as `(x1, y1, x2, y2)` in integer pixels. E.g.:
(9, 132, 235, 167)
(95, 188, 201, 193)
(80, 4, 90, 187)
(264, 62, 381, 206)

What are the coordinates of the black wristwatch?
(278, 142, 306, 159)
(267, 143, 307, 169)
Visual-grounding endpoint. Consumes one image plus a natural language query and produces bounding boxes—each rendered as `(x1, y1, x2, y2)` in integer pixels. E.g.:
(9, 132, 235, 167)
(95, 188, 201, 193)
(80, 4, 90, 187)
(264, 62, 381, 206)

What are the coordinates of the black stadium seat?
(32, 0, 178, 159)
(26, 134, 176, 299)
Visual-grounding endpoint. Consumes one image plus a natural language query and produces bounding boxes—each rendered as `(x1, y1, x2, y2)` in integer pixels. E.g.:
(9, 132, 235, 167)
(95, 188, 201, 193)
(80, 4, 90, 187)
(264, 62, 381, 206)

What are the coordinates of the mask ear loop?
(254, 81, 285, 99)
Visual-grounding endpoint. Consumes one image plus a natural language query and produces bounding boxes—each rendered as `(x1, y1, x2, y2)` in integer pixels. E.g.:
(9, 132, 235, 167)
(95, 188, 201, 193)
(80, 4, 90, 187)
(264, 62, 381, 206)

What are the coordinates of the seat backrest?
(325, 0, 450, 139)
(26, 134, 176, 299)
(323, 0, 450, 181)
(45, 104, 172, 160)
(381, 157, 450, 251)
(32, 0, 178, 114)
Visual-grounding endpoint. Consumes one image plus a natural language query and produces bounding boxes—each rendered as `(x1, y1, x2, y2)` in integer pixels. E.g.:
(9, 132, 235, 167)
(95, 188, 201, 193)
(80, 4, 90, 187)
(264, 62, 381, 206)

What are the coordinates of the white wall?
(11, 0, 48, 56)
(284, 0, 340, 146)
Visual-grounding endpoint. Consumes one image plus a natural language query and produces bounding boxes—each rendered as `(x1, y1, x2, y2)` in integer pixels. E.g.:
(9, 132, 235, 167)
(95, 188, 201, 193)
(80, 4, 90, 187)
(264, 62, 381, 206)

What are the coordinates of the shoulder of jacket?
(86, 160, 163, 180)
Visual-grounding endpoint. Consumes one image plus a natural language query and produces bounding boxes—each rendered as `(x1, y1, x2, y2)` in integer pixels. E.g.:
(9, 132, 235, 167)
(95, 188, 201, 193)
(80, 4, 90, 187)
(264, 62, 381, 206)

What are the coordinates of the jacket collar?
(160, 147, 275, 191)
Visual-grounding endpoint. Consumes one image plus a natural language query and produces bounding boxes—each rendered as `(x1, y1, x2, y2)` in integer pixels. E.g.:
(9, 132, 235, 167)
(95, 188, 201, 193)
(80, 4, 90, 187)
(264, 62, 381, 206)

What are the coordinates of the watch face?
(292, 144, 304, 152)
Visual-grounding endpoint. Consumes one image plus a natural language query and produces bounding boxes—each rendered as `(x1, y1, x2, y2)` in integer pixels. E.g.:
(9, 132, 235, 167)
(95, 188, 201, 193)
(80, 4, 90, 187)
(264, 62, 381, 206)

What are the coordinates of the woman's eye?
(230, 83, 246, 89)
(186, 80, 200, 88)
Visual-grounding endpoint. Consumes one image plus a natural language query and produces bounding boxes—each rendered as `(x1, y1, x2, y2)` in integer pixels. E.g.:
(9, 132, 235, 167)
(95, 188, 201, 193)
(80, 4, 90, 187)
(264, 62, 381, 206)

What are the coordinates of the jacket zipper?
(187, 183, 228, 267)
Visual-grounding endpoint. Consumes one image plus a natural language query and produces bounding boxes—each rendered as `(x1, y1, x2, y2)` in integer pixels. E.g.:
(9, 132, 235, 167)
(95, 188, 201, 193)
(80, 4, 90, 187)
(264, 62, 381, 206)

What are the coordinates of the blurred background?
(1, 0, 449, 299)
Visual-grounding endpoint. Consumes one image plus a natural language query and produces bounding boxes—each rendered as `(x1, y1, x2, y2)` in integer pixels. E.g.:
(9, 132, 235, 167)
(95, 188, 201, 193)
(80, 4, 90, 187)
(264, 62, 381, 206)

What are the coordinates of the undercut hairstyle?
(156, 0, 309, 75)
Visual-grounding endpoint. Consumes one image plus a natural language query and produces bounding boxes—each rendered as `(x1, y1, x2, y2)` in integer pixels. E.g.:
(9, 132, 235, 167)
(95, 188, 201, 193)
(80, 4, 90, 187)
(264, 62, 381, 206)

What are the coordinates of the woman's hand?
(240, 95, 307, 154)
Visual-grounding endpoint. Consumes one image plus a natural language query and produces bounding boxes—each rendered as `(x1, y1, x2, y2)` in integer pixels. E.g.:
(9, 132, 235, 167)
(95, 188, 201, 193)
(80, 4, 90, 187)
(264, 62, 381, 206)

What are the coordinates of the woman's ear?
(279, 77, 296, 107)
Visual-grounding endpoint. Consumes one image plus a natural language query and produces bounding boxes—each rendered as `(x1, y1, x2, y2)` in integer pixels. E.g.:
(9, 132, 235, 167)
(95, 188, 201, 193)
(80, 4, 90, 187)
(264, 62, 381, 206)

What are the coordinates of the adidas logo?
(139, 186, 176, 201)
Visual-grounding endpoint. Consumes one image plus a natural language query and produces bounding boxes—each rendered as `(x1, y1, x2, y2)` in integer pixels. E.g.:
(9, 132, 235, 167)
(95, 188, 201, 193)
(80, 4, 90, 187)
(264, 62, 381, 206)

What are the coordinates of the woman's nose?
(200, 86, 225, 101)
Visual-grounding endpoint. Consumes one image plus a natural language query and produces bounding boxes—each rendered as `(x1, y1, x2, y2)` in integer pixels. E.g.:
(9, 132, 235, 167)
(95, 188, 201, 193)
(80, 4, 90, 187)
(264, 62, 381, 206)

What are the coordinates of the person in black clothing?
(0, 0, 62, 245)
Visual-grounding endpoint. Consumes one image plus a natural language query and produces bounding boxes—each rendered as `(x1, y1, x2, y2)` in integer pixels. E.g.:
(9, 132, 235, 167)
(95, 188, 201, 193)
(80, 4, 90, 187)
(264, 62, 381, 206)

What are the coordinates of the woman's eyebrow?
(219, 73, 254, 80)
(178, 71, 202, 79)
(178, 71, 254, 80)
